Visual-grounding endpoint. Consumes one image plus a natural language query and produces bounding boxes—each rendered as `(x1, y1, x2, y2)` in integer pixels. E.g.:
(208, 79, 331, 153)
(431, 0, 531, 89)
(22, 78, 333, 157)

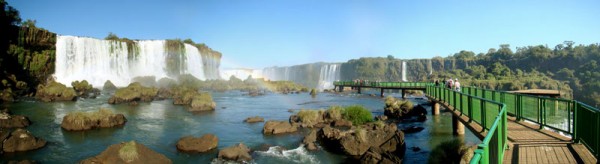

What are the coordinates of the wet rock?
(263, 120, 298, 134)
(35, 81, 77, 102)
(318, 123, 405, 158)
(332, 119, 353, 127)
(383, 96, 413, 119)
(71, 80, 100, 99)
(0, 111, 30, 128)
(244, 116, 264, 123)
(359, 146, 403, 164)
(376, 115, 388, 121)
(401, 126, 424, 134)
(102, 80, 117, 92)
(303, 129, 318, 151)
(81, 141, 172, 164)
(189, 92, 216, 112)
(108, 82, 158, 104)
(7, 160, 37, 164)
(61, 109, 126, 131)
(217, 143, 252, 162)
(176, 134, 218, 153)
(2, 129, 46, 153)
(410, 146, 421, 152)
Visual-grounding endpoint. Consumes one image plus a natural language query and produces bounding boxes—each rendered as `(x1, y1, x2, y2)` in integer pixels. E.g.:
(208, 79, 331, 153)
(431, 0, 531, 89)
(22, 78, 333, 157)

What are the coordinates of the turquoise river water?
(1, 89, 480, 163)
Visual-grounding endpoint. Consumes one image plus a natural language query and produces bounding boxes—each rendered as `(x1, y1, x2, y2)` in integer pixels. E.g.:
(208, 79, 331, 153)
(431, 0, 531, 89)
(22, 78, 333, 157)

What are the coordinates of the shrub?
(374, 120, 385, 129)
(119, 141, 139, 162)
(297, 109, 320, 125)
(327, 106, 343, 120)
(428, 139, 469, 164)
(343, 105, 373, 125)
(355, 127, 367, 142)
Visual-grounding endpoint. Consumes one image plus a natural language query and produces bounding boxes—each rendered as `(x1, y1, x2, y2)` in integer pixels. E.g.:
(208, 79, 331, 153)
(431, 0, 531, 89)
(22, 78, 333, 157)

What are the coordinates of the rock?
(244, 116, 265, 123)
(401, 126, 424, 134)
(263, 120, 298, 134)
(71, 80, 100, 99)
(81, 141, 172, 164)
(303, 129, 318, 151)
(108, 82, 158, 104)
(376, 115, 388, 121)
(35, 81, 77, 102)
(61, 109, 127, 131)
(217, 143, 252, 162)
(189, 92, 216, 112)
(317, 122, 405, 158)
(359, 146, 403, 164)
(287, 109, 294, 113)
(332, 119, 353, 127)
(410, 146, 421, 152)
(103, 80, 117, 92)
(0, 111, 30, 128)
(1, 88, 15, 102)
(7, 160, 37, 164)
(2, 129, 46, 153)
(176, 134, 218, 153)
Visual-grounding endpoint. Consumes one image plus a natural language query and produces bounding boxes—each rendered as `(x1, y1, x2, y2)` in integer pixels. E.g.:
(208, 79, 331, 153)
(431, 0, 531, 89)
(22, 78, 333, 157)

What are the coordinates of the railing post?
(468, 96, 473, 122)
(482, 100, 486, 131)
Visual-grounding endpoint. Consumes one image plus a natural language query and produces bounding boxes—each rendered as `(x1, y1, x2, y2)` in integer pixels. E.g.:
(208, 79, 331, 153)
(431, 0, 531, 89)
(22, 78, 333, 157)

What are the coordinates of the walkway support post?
(338, 86, 343, 92)
(433, 102, 440, 115)
(402, 90, 406, 99)
(380, 88, 385, 97)
(453, 115, 465, 135)
(358, 87, 361, 94)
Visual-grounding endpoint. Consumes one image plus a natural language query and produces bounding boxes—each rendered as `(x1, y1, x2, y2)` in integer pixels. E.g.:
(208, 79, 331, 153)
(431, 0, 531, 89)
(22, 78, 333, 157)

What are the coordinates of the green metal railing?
(431, 85, 600, 162)
(427, 85, 507, 164)
(333, 81, 431, 88)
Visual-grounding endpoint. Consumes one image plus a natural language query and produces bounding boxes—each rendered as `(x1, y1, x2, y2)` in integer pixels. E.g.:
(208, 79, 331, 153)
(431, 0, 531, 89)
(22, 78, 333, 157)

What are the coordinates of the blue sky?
(9, 0, 600, 69)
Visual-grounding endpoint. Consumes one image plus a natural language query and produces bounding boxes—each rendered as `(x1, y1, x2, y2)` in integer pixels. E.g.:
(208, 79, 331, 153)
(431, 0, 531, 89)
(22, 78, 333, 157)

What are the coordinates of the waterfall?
(54, 35, 219, 87)
(317, 64, 341, 90)
(402, 61, 407, 82)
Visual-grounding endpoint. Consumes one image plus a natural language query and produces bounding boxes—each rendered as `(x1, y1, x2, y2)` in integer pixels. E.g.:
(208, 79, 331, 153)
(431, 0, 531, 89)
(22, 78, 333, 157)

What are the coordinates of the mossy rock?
(103, 80, 117, 91)
(35, 81, 76, 102)
(108, 82, 158, 104)
(189, 92, 216, 112)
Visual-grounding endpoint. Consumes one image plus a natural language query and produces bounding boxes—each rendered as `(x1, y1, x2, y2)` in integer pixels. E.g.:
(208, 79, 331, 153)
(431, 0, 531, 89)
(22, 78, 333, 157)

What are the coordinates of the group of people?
(434, 78, 461, 92)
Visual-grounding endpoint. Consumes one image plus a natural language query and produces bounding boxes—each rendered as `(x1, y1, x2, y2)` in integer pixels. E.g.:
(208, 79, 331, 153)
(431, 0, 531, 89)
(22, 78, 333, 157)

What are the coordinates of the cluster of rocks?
(171, 87, 216, 112)
(384, 96, 427, 122)
(174, 133, 254, 163)
(60, 109, 127, 131)
(71, 80, 100, 99)
(0, 110, 30, 128)
(108, 82, 158, 105)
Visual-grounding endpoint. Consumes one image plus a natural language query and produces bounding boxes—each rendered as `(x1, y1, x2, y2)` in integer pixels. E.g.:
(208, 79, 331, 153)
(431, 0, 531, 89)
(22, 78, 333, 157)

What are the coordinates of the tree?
(21, 19, 35, 28)
(183, 38, 194, 44)
(105, 32, 119, 40)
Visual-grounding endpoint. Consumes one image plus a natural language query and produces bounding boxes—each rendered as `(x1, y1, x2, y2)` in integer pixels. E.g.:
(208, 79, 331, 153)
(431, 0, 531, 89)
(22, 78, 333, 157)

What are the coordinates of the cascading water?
(54, 35, 219, 87)
(317, 64, 340, 90)
(402, 61, 407, 82)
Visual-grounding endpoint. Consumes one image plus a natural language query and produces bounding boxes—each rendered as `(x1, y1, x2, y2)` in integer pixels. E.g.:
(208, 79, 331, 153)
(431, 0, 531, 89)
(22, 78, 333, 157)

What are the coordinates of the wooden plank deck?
(429, 96, 597, 164)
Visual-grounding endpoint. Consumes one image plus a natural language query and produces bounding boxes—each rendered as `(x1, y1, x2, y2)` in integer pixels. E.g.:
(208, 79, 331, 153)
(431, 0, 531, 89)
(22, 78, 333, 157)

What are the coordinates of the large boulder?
(35, 81, 77, 102)
(61, 109, 126, 131)
(263, 120, 298, 134)
(317, 122, 405, 159)
(81, 141, 172, 164)
(0, 111, 30, 128)
(384, 96, 418, 119)
(244, 116, 265, 123)
(2, 129, 46, 153)
(189, 93, 216, 112)
(290, 107, 350, 128)
(102, 80, 117, 92)
(303, 129, 318, 151)
(176, 134, 218, 153)
(217, 143, 252, 162)
(108, 82, 158, 104)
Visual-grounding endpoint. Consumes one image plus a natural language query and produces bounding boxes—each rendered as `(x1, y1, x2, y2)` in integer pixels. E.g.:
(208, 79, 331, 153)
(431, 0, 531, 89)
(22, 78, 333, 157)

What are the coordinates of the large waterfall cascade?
(258, 63, 341, 90)
(318, 64, 341, 90)
(54, 35, 220, 87)
(402, 61, 407, 82)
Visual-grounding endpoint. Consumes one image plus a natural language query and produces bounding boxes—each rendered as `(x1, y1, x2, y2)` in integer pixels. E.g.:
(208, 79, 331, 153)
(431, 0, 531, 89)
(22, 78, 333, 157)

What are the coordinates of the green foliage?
(119, 141, 139, 162)
(326, 106, 343, 120)
(342, 105, 373, 125)
(297, 110, 320, 125)
(374, 120, 385, 129)
(71, 80, 92, 92)
(428, 139, 470, 164)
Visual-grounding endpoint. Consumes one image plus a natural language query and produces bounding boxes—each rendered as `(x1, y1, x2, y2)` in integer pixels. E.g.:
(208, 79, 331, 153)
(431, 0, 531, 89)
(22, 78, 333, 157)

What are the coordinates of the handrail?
(333, 81, 432, 88)
(427, 85, 507, 164)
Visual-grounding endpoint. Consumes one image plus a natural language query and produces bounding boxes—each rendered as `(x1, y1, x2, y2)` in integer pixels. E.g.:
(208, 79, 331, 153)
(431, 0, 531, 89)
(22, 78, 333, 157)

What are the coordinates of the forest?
(341, 42, 600, 107)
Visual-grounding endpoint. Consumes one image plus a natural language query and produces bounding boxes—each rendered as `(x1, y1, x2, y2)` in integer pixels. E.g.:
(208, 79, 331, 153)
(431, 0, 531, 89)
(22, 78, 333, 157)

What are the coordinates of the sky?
(8, 0, 600, 69)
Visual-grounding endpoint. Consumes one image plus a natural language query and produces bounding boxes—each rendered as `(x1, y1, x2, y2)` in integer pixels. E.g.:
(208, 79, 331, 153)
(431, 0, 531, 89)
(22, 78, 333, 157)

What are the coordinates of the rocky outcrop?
(359, 146, 403, 164)
(108, 82, 158, 104)
(81, 141, 171, 164)
(103, 80, 117, 92)
(71, 80, 100, 98)
(0, 110, 30, 128)
(290, 107, 351, 128)
(176, 134, 218, 153)
(6, 160, 37, 164)
(61, 109, 126, 131)
(244, 116, 265, 123)
(217, 143, 252, 162)
(2, 128, 46, 153)
(302, 129, 318, 151)
(316, 123, 405, 162)
(263, 120, 298, 134)
(172, 87, 216, 112)
(35, 81, 77, 102)
(384, 96, 427, 122)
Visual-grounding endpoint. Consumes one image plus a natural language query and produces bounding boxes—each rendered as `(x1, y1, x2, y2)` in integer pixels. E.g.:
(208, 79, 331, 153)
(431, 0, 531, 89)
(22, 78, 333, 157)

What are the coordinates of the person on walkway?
(454, 78, 461, 92)
(434, 79, 440, 87)
(447, 78, 454, 89)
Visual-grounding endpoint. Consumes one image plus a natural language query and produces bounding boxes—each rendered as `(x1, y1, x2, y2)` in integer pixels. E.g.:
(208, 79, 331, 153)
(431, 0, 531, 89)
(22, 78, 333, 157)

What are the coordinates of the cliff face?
(1, 25, 57, 101)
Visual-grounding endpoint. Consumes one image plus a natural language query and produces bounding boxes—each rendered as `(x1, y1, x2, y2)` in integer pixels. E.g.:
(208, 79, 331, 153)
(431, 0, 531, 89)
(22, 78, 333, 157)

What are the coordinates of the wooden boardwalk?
(434, 98, 597, 164)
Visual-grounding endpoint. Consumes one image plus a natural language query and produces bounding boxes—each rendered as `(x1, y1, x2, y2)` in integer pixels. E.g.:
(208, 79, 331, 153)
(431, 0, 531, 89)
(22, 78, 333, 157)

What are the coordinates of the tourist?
(454, 78, 461, 92)
(434, 79, 439, 87)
